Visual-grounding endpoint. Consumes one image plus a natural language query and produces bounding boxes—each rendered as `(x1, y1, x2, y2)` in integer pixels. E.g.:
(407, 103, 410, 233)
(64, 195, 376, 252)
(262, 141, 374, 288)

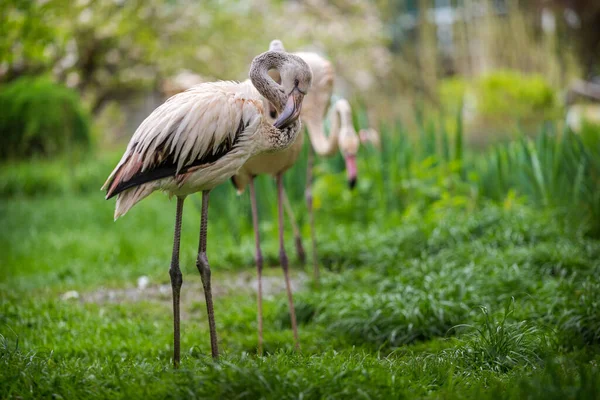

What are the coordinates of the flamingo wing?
(103, 82, 262, 199)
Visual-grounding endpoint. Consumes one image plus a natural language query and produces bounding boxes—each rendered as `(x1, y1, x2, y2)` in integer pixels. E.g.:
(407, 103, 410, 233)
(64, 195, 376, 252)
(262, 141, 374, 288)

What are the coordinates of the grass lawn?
(2, 187, 600, 399)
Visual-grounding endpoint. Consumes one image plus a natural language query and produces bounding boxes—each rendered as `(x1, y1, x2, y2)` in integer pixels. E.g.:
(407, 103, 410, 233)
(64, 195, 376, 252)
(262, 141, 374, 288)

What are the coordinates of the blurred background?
(2, 0, 600, 238)
(2, 0, 600, 141)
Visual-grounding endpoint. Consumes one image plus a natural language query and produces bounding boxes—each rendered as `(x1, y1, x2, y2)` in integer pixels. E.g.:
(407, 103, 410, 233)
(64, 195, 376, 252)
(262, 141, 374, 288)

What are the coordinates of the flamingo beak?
(274, 87, 304, 129)
(345, 154, 357, 190)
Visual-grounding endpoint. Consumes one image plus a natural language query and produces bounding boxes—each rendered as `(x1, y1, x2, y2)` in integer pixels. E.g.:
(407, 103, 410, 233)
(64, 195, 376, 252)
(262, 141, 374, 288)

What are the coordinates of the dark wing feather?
(106, 118, 246, 199)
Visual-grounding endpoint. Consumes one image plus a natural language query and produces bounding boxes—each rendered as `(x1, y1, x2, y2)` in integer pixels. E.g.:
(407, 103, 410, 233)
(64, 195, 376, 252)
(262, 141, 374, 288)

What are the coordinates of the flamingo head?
(339, 123, 360, 190)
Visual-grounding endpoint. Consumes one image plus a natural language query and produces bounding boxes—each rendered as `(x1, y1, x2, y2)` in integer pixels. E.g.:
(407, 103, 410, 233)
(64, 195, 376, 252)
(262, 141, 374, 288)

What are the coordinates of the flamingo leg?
(276, 173, 300, 350)
(195, 190, 219, 359)
(305, 148, 319, 285)
(283, 187, 306, 265)
(170, 196, 185, 368)
(249, 178, 264, 356)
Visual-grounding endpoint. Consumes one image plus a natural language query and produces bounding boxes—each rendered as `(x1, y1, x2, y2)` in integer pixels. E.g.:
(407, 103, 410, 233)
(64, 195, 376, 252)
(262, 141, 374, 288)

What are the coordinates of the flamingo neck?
(249, 53, 287, 114)
(305, 99, 356, 157)
(305, 115, 338, 156)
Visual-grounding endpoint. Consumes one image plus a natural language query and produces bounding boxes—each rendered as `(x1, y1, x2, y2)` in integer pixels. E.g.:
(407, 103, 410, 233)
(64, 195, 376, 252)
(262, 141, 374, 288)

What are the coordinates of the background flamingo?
(301, 97, 360, 282)
(102, 50, 312, 367)
(359, 127, 381, 150)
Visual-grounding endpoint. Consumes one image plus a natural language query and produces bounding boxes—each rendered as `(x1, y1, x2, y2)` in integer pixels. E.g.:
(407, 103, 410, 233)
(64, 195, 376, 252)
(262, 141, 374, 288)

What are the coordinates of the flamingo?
(162, 70, 206, 99)
(102, 50, 312, 367)
(230, 43, 307, 354)
(231, 40, 359, 355)
(359, 127, 381, 150)
(301, 97, 360, 280)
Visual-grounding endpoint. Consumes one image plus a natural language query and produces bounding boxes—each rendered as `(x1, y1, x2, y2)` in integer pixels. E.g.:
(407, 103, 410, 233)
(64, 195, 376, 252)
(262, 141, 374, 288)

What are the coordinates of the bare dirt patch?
(73, 270, 308, 305)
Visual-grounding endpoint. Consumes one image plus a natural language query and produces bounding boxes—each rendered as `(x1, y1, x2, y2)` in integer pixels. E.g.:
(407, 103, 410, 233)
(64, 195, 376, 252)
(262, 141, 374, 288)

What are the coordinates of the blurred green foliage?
(0, 0, 168, 112)
(0, 152, 119, 196)
(0, 76, 91, 160)
(439, 77, 468, 116)
(0, 0, 387, 116)
(2, 103, 599, 237)
(439, 71, 561, 144)
(477, 70, 559, 124)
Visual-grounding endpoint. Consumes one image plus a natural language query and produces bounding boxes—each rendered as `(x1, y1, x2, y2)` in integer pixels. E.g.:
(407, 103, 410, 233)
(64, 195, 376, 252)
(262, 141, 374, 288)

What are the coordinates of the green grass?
(2, 187, 600, 398)
(2, 118, 600, 398)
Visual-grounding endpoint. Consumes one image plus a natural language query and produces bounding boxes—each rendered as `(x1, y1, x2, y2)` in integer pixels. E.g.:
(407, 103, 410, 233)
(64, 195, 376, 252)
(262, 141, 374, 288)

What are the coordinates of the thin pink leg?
(277, 173, 300, 350)
(283, 187, 306, 264)
(305, 148, 319, 285)
(249, 178, 264, 356)
(170, 196, 185, 368)
(195, 190, 219, 359)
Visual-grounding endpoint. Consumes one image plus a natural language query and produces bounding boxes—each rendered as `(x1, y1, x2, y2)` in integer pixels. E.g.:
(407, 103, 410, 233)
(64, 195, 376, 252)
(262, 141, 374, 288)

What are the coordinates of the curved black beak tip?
(348, 177, 357, 190)
(273, 88, 302, 129)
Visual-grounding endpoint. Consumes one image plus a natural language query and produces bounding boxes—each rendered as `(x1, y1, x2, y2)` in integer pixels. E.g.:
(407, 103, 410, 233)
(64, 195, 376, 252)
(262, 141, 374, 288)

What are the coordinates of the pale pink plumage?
(103, 81, 268, 219)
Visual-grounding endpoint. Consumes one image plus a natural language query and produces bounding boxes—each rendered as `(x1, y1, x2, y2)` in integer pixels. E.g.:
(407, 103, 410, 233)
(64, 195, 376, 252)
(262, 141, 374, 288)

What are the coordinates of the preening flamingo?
(231, 41, 307, 354)
(232, 40, 359, 354)
(102, 50, 312, 367)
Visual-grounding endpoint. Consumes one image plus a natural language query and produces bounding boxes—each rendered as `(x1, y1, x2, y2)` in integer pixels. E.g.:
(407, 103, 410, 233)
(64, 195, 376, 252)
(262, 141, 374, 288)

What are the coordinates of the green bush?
(439, 71, 559, 124)
(0, 76, 91, 160)
(476, 70, 559, 126)
(439, 77, 468, 115)
(439, 71, 561, 146)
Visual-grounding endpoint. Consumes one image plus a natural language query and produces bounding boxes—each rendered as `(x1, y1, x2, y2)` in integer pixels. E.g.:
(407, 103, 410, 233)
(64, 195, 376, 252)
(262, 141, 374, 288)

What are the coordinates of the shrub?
(0, 76, 92, 160)
(439, 71, 561, 146)
(475, 70, 559, 130)
(439, 77, 468, 116)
